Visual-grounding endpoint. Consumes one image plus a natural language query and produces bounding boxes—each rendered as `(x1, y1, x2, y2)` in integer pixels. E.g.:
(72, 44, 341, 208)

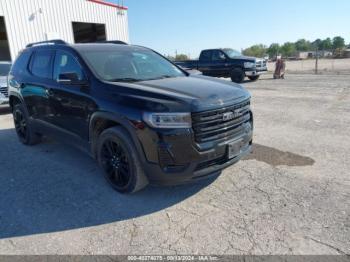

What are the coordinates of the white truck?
(0, 61, 11, 105)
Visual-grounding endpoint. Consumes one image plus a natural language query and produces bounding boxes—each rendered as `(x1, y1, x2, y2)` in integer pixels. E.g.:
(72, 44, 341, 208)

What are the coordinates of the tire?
(248, 75, 260, 81)
(230, 68, 245, 83)
(13, 103, 41, 145)
(97, 127, 149, 194)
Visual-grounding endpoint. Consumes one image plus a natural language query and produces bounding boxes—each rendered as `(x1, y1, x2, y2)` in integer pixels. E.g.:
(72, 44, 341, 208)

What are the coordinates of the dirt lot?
(0, 74, 349, 255)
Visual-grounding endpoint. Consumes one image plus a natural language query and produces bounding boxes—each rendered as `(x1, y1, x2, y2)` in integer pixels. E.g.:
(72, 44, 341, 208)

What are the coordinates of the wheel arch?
(89, 112, 145, 163)
(9, 94, 24, 110)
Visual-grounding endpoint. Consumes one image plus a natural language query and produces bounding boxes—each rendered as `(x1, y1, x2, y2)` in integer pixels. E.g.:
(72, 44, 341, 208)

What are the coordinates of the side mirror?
(57, 73, 87, 86)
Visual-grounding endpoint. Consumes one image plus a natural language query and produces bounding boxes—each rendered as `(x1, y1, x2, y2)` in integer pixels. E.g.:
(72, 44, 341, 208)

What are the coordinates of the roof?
(87, 0, 128, 10)
(72, 43, 146, 52)
(25, 40, 132, 50)
(25, 42, 148, 54)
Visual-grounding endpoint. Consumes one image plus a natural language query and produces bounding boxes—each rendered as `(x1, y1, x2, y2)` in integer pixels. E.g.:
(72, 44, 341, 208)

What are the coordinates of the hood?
(108, 76, 250, 112)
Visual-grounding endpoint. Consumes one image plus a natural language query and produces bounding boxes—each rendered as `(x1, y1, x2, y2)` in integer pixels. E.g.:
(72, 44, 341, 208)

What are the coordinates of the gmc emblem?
(222, 110, 242, 121)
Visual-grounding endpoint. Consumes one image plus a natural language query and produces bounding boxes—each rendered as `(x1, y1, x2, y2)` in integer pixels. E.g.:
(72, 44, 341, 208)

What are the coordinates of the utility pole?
(315, 47, 319, 74)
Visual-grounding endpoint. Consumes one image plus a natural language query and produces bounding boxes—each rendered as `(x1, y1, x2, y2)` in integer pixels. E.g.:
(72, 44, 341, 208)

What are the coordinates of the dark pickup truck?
(175, 48, 267, 83)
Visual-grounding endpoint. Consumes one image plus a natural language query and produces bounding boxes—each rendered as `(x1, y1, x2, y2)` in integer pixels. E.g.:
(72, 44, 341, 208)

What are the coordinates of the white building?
(0, 0, 129, 61)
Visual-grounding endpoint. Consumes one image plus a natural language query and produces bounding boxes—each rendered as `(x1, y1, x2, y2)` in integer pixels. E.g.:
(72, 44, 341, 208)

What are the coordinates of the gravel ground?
(0, 74, 349, 255)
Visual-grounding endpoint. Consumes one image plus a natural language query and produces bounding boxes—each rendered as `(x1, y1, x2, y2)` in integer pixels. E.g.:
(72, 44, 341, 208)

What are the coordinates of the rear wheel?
(97, 127, 149, 194)
(230, 68, 245, 83)
(13, 103, 41, 145)
(248, 75, 260, 81)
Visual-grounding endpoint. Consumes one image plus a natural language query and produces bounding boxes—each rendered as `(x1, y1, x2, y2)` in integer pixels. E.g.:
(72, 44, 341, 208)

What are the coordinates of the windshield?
(79, 48, 185, 82)
(0, 63, 11, 77)
(222, 49, 242, 58)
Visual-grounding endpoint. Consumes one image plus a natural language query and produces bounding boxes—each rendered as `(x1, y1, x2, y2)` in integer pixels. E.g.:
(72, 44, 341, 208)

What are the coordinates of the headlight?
(244, 62, 256, 68)
(143, 112, 192, 128)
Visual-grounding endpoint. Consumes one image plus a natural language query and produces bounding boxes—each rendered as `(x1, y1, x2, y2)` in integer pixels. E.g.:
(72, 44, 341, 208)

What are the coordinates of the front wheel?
(248, 75, 260, 81)
(230, 68, 245, 83)
(97, 127, 149, 194)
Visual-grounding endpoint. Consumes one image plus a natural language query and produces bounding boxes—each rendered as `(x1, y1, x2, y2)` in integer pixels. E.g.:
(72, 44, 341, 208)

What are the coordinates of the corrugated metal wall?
(0, 0, 129, 60)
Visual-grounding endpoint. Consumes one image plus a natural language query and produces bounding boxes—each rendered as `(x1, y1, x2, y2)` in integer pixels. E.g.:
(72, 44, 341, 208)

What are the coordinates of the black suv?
(8, 40, 253, 194)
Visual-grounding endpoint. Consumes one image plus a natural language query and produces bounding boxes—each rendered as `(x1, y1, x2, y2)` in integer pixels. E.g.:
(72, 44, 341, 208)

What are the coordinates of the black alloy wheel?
(14, 108, 27, 140)
(12, 104, 41, 145)
(100, 139, 132, 189)
(97, 127, 149, 194)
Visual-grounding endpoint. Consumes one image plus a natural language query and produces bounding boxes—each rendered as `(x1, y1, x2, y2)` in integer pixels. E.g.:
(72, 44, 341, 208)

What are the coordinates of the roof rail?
(95, 40, 128, 45)
(26, 39, 67, 48)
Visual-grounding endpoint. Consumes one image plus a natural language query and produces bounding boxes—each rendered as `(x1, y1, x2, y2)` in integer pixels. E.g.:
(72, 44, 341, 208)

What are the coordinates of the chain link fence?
(267, 58, 350, 75)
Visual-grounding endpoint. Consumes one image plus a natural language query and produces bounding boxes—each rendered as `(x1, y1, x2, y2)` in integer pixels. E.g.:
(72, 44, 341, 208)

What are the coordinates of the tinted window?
(79, 48, 184, 82)
(223, 49, 242, 58)
(53, 51, 84, 81)
(212, 50, 226, 61)
(11, 51, 31, 76)
(31, 50, 53, 78)
(200, 50, 212, 61)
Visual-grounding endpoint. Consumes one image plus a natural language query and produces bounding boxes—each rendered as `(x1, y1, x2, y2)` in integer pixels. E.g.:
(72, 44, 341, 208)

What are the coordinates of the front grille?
(256, 60, 267, 69)
(192, 100, 251, 143)
(0, 86, 8, 98)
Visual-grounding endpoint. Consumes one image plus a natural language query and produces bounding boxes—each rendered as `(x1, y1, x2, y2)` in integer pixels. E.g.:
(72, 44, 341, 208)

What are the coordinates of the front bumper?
(137, 123, 253, 186)
(245, 68, 268, 77)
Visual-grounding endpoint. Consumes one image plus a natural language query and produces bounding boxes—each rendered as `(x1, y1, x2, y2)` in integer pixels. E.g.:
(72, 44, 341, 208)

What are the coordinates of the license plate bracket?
(228, 140, 243, 159)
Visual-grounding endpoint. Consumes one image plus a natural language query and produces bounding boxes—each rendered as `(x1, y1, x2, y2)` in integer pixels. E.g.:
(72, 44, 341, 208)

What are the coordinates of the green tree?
(280, 42, 296, 57)
(320, 38, 332, 50)
(312, 39, 322, 50)
(242, 44, 267, 58)
(267, 43, 280, 58)
(295, 39, 311, 51)
(332, 36, 345, 50)
(175, 54, 189, 61)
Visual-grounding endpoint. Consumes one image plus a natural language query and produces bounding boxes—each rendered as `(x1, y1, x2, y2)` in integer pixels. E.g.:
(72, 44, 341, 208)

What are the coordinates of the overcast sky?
(112, 0, 350, 58)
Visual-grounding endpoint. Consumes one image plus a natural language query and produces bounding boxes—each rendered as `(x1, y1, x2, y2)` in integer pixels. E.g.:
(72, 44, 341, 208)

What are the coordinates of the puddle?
(244, 144, 315, 167)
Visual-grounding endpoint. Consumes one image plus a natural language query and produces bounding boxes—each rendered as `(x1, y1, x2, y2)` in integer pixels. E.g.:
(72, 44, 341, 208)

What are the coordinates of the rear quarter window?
(200, 50, 212, 61)
(11, 51, 32, 76)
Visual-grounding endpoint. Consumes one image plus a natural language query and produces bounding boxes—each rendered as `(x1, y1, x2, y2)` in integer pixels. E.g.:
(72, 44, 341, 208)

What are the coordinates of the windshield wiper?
(108, 78, 142, 83)
(109, 75, 176, 83)
(144, 75, 175, 81)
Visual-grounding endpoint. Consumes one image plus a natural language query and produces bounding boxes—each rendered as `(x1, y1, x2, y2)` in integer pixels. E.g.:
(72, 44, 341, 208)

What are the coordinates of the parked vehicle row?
(7, 40, 253, 194)
(0, 61, 11, 105)
(175, 48, 268, 83)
